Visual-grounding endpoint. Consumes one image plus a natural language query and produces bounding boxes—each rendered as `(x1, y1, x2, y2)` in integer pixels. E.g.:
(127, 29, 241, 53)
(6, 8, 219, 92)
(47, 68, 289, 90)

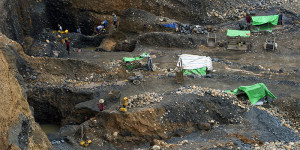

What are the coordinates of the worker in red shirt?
(97, 99, 105, 111)
(66, 40, 70, 55)
(246, 15, 252, 23)
(246, 14, 252, 30)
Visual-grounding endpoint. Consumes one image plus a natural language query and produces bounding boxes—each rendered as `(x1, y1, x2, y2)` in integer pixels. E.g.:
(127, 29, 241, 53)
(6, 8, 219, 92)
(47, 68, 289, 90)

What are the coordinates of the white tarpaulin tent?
(177, 54, 213, 75)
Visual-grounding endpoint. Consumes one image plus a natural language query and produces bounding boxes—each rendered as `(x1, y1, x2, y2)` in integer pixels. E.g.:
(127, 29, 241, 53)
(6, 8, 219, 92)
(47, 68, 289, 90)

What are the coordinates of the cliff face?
(1, 0, 298, 41)
(0, 0, 48, 43)
(43, 0, 296, 35)
(44, 0, 209, 35)
(0, 33, 52, 150)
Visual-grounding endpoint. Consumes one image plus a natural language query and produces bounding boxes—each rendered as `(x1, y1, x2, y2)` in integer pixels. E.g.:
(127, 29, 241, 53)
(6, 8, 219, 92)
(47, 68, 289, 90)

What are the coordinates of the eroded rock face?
(27, 86, 95, 125)
(0, 33, 53, 149)
(1, 0, 299, 43)
(0, 0, 49, 43)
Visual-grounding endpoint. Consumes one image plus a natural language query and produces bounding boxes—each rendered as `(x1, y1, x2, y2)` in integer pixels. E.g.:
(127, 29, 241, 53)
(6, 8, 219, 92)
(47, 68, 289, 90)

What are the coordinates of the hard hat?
(84, 143, 89, 147)
(80, 141, 85, 146)
(87, 140, 92, 144)
(99, 99, 104, 103)
(124, 97, 128, 100)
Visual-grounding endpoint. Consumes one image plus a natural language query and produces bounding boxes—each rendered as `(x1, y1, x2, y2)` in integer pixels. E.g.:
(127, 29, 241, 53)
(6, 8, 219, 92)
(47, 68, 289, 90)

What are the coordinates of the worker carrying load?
(58, 24, 63, 31)
(113, 13, 118, 28)
(123, 97, 128, 107)
(120, 97, 128, 112)
(96, 25, 104, 35)
(103, 20, 108, 29)
(97, 99, 105, 111)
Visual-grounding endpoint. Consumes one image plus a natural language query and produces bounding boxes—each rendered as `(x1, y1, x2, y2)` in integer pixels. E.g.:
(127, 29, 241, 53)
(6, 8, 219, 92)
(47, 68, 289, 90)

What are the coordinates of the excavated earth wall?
(0, 33, 53, 150)
(92, 93, 243, 145)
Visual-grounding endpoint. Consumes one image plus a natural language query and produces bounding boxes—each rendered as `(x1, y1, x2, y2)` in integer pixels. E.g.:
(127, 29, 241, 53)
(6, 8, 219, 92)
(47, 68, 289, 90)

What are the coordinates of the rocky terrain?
(0, 0, 299, 150)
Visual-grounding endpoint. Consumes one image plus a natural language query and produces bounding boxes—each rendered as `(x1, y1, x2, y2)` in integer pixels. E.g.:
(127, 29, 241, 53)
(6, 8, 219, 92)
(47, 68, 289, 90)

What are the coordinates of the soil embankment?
(0, 33, 52, 149)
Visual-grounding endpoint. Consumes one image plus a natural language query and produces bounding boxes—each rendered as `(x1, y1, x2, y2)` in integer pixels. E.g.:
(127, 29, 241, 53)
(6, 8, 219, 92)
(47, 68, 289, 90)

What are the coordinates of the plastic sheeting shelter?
(177, 54, 212, 75)
(227, 29, 251, 37)
(123, 53, 153, 71)
(226, 83, 276, 105)
(226, 30, 252, 51)
(251, 15, 279, 32)
(251, 15, 279, 26)
(123, 53, 149, 62)
(162, 23, 178, 29)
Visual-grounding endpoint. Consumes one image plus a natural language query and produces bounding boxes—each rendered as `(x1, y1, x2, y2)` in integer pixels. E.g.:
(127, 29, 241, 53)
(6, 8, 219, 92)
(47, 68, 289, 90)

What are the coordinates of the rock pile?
(175, 86, 233, 99)
(152, 139, 170, 149)
(51, 139, 65, 145)
(178, 24, 209, 34)
(105, 59, 123, 68)
(174, 85, 248, 110)
(257, 106, 299, 134)
(150, 139, 189, 149)
(259, 141, 300, 150)
(206, 0, 299, 21)
(127, 92, 164, 109)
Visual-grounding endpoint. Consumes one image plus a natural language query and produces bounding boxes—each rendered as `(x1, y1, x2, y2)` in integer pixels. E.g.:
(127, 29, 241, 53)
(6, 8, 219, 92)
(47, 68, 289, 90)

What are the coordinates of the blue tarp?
(162, 23, 178, 29)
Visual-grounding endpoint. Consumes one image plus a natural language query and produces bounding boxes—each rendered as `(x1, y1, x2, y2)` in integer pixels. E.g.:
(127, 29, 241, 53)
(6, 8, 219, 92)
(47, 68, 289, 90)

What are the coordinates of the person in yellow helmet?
(123, 97, 128, 108)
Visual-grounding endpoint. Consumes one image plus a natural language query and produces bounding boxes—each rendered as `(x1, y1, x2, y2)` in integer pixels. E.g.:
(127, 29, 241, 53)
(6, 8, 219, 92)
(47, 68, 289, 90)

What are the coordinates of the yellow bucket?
(80, 141, 85, 146)
(120, 108, 127, 112)
(58, 30, 64, 34)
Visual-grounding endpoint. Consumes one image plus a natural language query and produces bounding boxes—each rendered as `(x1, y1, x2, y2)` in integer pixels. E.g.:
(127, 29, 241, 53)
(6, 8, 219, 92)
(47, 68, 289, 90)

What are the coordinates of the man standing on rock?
(113, 13, 118, 28)
(103, 20, 108, 29)
(246, 14, 252, 30)
(77, 26, 81, 34)
(58, 24, 63, 31)
(97, 99, 105, 111)
(66, 40, 70, 55)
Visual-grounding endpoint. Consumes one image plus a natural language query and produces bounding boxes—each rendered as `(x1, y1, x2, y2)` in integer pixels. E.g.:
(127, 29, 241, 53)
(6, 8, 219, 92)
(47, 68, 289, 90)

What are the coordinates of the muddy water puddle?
(40, 124, 61, 134)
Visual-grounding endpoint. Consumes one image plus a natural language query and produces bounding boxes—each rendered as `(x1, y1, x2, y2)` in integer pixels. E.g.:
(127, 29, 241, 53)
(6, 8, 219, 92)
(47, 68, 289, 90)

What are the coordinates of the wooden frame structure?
(264, 37, 277, 51)
(226, 36, 252, 51)
(207, 33, 217, 47)
(176, 58, 184, 84)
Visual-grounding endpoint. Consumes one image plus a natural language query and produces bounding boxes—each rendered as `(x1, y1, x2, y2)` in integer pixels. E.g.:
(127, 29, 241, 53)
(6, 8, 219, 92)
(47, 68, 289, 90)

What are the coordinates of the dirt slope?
(0, 33, 52, 149)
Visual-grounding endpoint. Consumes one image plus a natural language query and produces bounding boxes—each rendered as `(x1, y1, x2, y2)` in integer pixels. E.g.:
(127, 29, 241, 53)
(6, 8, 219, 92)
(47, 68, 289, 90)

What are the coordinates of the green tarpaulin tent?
(251, 15, 279, 32)
(226, 83, 276, 105)
(123, 53, 149, 62)
(183, 67, 207, 75)
(251, 15, 279, 26)
(123, 53, 150, 70)
(227, 29, 251, 37)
